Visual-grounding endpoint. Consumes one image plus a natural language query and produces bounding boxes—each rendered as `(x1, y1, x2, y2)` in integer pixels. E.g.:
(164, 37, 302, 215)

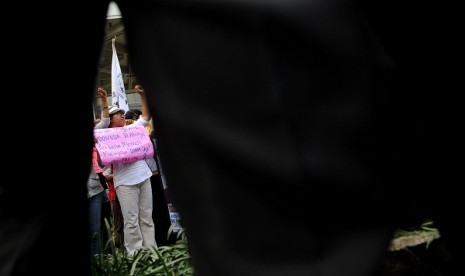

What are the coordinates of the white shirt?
(112, 116, 153, 187)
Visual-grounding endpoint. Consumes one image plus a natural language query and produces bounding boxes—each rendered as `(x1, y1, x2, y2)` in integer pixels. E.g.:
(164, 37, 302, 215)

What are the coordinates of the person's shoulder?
(133, 117, 149, 126)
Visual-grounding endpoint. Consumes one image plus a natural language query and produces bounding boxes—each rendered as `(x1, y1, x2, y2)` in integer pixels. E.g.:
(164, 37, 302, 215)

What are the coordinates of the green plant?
(91, 218, 194, 275)
(392, 219, 440, 249)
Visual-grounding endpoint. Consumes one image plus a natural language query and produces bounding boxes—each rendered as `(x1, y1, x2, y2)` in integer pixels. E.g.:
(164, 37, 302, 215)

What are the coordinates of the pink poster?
(94, 125, 154, 165)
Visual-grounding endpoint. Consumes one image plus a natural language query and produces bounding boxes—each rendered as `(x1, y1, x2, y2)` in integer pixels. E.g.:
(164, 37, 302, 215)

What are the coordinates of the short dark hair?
(132, 109, 142, 116)
(125, 110, 135, 119)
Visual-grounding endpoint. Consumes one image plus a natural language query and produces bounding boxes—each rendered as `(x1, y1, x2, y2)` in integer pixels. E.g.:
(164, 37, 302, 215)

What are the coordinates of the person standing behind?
(131, 108, 153, 135)
(124, 110, 136, 125)
(102, 165, 125, 250)
(88, 87, 110, 255)
(87, 145, 107, 255)
(106, 84, 157, 255)
(131, 109, 141, 120)
(149, 128, 180, 246)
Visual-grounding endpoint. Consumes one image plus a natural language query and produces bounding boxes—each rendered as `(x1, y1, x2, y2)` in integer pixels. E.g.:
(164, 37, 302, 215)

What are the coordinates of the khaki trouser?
(116, 178, 157, 254)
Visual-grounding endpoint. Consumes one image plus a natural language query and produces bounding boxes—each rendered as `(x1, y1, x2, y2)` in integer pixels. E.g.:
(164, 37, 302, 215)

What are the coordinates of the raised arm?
(97, 87, 109, 119)
(134, 84, 151, 122)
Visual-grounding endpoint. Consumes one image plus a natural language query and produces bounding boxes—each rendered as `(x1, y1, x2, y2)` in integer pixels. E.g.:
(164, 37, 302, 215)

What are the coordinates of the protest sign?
(94, 125, 154, 165)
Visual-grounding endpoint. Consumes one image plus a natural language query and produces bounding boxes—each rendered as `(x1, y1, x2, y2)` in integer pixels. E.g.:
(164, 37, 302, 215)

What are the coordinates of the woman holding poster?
(96, 84, 157, 255)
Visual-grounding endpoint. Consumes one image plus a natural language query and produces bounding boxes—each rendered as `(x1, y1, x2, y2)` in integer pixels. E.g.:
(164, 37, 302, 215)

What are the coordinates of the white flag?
(111, 37, 130, 113)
